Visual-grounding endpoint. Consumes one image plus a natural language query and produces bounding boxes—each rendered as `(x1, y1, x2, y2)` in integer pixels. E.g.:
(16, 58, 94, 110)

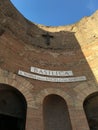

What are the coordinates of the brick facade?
(0, 0, 98, 130)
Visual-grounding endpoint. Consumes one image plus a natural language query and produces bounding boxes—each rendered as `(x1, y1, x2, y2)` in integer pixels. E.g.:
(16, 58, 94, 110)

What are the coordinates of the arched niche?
(43, 94, 72, 130)
(83, 92, 98, 130)
(0, 83, 27, 130)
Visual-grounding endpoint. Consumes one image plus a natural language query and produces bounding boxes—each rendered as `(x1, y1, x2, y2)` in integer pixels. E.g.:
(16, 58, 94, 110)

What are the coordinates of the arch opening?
(43, 94, 72, 130)
(83, 92, 98, 130)
(0, 84, 27, 130)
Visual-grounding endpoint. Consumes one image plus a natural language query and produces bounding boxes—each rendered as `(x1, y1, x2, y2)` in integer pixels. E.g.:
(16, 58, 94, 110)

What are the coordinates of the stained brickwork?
(0, 0, 98, 130)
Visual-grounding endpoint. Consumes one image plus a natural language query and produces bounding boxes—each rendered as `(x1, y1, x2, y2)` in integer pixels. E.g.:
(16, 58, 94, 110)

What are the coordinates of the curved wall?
(0, 0, 98, 130)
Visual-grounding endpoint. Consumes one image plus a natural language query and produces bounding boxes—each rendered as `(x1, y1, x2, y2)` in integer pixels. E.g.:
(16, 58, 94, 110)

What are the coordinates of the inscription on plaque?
(18, 70, 87, 83)
(30, 67, 73, 76)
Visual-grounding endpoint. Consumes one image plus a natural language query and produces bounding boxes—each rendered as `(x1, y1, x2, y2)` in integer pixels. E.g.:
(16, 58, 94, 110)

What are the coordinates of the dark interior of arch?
(83, 92, 98, 130)
(43, 94, 72, 130)
(0, 84, 27, 130)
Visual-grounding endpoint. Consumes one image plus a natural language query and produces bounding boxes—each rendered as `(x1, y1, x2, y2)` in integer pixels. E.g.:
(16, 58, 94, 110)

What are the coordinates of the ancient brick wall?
(0, 0, 98, 130)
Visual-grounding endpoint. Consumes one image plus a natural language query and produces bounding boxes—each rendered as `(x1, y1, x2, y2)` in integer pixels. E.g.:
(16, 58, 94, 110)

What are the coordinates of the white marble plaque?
(30, 67, 73, 76)
(18, 70, 86, 83)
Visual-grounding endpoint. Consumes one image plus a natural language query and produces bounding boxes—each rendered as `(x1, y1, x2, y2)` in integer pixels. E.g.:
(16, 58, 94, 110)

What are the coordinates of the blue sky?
(10, 0, 98, 26)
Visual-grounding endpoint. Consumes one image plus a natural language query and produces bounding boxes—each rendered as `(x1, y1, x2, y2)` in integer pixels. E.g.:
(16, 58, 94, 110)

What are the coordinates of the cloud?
(86, 0, 98, 13)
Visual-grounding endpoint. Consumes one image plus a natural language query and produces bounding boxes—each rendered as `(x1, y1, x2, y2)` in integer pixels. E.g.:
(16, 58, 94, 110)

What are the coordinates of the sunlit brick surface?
(0, 0, 98, 130)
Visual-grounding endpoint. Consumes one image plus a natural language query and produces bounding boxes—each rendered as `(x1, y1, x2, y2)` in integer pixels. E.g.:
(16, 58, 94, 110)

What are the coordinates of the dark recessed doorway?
(43, 94, 72, 130)
(0, 84, 27, 130)
(84, 92, 98, 130)
(0, 114, 21, 130)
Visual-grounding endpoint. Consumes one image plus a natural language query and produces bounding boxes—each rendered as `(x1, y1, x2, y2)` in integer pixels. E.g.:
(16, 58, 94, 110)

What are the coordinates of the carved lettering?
(30, 67, 73, 76)
(18, 70, 86, 83)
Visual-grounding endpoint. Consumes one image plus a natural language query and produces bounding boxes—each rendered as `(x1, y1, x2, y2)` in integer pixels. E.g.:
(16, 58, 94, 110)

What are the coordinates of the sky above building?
(10, 0, 98, 26)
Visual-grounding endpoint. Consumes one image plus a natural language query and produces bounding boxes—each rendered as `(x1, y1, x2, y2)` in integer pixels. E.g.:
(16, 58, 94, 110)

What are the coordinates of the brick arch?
(0, 69, 34, 107)
(43, 94, 72, 130)
(73, 81, 98, 107)
(35, 87, 73, 130)
(35, 87, 73, 107)
(83, 91, 98, 130)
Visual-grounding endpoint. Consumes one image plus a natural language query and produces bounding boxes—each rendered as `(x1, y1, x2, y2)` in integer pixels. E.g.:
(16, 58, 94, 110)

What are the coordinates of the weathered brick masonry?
(0, 0, 98, 130)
